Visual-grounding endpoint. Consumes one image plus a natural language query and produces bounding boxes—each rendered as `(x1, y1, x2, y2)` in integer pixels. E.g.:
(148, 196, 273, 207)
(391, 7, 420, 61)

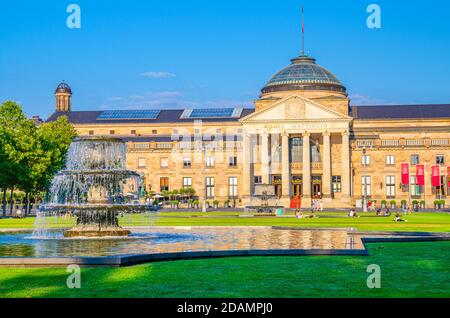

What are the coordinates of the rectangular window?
(362, 176, 372, 196)
(254, 176, 262, 184)
(362, 155, 370, 166)
(385, 175, 396, 198)
(110, 130, 115, 135)
(160, 177, 169, 192)
(386, 155, 395, 166)
(206, 157, 215, 167)
(436, 155, 445, 165)
(88, 130, 94, 135)
(289, 138, 303, 163)
(411, 154, 420, 165)
(410, 176, 421, 197)
(332, 176, 341, 193)
(183, 177, 192, 188)
(160, 157, 169, 168)
(436, 176, 446, 197)
(206, 177, 215, 199)
(229, 156, 238, 167)
(183, 158, 192, 168)
(138, 158, 146, 168)
(229, 177, 238, 198)
(152, 129, 158, 134)
(131, 130, 137, 135)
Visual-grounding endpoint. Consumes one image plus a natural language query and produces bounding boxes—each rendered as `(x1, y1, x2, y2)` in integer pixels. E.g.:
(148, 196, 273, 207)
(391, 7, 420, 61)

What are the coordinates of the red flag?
(431, 166, 441, 187)
(401, 163, 410, 185)
(416, 164, 425, 186)
(447, 166, 450, 188)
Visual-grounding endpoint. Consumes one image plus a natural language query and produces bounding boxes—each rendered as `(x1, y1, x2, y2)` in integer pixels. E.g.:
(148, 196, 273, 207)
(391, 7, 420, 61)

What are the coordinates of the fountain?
(41, 136, 153, 237)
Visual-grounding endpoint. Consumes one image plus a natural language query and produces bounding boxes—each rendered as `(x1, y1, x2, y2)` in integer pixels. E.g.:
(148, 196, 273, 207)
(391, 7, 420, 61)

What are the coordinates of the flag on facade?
(416, 164, 425, 186)
(431, 166, 441, 187)
(447, 166, 450, 187)
(401, 163, 410, 185)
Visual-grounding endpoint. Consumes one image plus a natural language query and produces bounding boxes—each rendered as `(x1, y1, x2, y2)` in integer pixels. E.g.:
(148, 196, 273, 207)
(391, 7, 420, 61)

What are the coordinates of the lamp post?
(362, 146, 368, 212)
(202, 146, 207, 213)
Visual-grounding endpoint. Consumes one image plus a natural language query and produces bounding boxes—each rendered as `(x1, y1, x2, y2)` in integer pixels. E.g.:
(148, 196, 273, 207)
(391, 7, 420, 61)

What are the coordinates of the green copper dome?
(262, 55, 346, 95)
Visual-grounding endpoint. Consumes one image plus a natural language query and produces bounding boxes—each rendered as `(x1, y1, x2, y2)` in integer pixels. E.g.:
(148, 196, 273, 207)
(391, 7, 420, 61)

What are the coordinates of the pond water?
(0, 227, 364, 258)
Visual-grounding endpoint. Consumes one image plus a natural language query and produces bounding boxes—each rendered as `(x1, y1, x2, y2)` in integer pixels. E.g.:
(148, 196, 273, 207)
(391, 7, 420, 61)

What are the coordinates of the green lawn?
(1, 212, 449, 232)
(0, 241, 449, 298)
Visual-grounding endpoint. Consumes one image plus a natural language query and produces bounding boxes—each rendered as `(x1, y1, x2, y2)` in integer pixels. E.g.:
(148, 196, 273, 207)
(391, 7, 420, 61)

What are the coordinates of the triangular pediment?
(241, 95, 352, 123)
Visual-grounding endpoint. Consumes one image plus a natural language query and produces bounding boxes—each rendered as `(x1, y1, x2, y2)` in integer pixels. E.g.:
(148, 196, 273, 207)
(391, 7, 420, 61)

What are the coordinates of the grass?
(0, 241, 449, 298)
(1, 211, 449, 232)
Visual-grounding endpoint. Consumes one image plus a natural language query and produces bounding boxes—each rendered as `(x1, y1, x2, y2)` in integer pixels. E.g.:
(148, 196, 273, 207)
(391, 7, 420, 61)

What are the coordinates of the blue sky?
(1, 0, 450, 118)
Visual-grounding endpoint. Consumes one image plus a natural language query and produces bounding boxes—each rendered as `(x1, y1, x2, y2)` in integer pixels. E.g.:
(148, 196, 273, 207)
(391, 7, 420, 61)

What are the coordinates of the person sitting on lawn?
(295, 211, 304, 219)
(348, 208, 356, 217)
(394, 212, 405, 222)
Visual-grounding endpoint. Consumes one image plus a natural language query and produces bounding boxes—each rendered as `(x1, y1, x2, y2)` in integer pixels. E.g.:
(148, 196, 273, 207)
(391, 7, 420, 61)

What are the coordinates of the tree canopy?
(0, 101, 77, 194)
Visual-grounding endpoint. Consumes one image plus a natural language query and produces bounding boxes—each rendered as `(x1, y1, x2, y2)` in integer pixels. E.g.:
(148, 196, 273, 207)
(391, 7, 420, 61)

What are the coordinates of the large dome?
(262, 55, 346, 95)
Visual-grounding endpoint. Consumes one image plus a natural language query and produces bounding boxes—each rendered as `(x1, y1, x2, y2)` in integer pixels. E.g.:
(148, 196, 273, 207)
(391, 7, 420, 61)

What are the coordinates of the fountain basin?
(41, 136, 153, 238)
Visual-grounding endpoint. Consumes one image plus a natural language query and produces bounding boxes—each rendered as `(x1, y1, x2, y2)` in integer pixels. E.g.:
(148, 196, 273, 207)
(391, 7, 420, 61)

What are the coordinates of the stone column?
(261, 131, 270, 184)
(322, 132, 332, 199)
(281, 132, 290, 200)
(341, 131, 351, 202)
(242, 131, 251, 199)
(302, 132, 311, 202)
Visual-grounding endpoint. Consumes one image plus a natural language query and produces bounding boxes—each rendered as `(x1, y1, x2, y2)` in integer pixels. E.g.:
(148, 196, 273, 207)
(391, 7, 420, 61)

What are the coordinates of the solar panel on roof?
(97, 110, 161, 120)
(180, 108, 243, 119)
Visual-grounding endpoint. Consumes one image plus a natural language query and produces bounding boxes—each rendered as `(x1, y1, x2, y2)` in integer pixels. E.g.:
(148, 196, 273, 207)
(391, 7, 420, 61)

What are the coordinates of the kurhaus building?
(47, 51, 450, 209)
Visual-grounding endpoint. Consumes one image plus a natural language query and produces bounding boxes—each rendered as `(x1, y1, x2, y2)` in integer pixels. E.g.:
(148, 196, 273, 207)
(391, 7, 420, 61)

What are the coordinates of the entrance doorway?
(272, 175, 282, 198)
(312, 175, 322, 198)
(292, 175, 302, 197)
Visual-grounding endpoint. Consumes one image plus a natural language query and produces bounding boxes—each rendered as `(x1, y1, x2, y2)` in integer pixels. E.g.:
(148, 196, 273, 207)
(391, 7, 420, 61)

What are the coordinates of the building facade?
(48, 53, 450, 209)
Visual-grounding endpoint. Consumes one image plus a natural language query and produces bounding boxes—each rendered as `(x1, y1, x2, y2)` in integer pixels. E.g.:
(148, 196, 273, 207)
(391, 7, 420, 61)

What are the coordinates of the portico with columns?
(240, 95, 353, 208)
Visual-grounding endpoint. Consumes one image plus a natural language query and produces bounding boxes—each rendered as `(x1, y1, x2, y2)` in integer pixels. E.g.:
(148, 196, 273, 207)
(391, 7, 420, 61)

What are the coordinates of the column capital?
(281, 131, 290, 138)
(322, 131, 331, 137)
(302, 131, 311, 137)
(341, 130, 350, 137)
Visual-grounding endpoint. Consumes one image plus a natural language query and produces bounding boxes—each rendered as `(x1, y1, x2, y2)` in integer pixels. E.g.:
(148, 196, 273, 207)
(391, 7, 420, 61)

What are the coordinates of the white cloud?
(140, 71, 176, 78)
(349, 94, 386, 105)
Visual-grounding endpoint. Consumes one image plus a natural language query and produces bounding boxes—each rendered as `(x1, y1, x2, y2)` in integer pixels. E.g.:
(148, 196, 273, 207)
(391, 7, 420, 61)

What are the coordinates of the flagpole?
(424, 164, 427, 209)
(301, 6, 305, 56)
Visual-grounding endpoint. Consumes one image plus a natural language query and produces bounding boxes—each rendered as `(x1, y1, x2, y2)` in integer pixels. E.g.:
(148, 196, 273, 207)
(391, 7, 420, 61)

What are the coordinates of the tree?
(0, 101, 32, 215)
(0, 101, 77, 215)
(34, 116, 77, 191)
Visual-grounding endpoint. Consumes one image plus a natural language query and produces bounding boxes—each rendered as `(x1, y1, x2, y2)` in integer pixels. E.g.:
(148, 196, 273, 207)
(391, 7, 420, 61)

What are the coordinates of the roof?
(46, 104, 450, 125)
(46, 108, 255, 124)
(262, 55, 346, 95)
(351, 104, 450, 120)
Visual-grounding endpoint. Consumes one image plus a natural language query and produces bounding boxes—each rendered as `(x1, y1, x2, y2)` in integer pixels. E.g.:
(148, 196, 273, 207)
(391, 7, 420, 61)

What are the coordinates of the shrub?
(381, 200, 387, 206)
(390, 200, 396, 206)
